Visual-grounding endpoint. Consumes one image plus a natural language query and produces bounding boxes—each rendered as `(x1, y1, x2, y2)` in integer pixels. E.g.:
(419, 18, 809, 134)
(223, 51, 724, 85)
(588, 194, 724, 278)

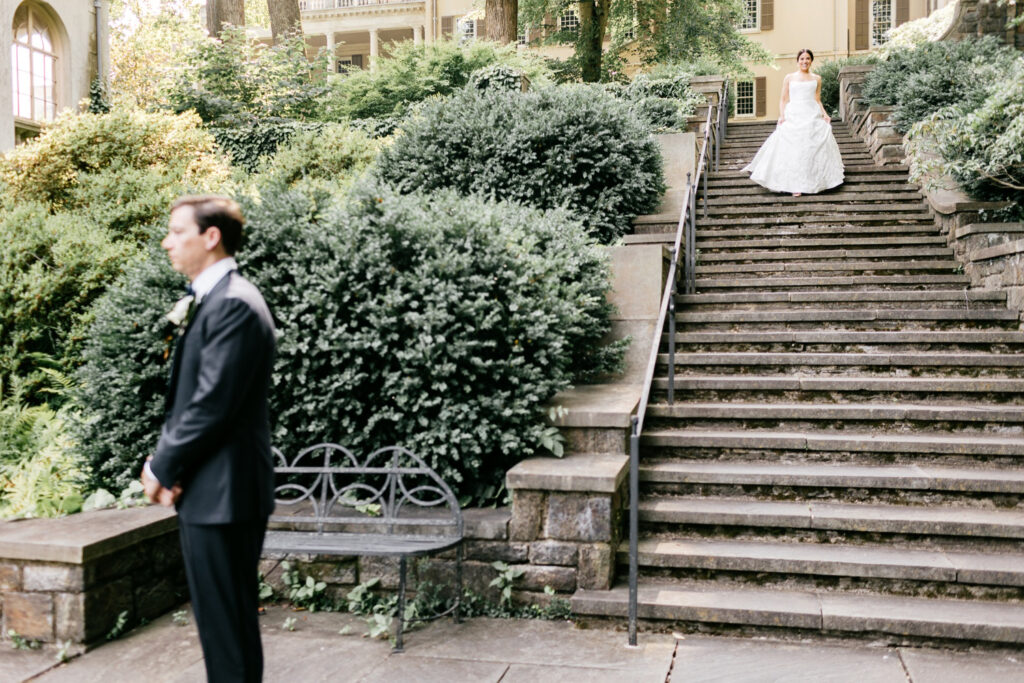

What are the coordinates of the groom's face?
(163, 206, 210, 281)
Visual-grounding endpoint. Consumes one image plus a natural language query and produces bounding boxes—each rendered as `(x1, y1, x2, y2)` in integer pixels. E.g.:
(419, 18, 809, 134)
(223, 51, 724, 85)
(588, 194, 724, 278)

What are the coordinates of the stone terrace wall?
(0, 507, 183, 651)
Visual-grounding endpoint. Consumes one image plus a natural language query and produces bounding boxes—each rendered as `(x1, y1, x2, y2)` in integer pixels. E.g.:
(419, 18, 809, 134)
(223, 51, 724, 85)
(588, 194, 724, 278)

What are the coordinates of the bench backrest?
(269, 443, 463, 539)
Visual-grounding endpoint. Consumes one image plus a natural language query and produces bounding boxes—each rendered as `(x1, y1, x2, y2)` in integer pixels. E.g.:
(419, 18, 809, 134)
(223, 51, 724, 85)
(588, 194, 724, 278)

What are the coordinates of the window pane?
(740, 0, 758, 30)
(737, 81, 755, 115)
(871, 0, 892, 46)
(559, 10, 579, 31)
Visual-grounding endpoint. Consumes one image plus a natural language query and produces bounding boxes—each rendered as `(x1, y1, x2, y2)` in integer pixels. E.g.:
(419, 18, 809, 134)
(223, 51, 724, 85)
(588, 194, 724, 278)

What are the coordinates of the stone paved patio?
(3, 605, 1023, 682)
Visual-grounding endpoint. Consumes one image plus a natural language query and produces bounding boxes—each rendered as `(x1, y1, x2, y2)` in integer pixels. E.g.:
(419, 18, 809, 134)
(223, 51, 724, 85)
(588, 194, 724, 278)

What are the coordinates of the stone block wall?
(954, 223, 1024, 314)
(942, 0, 1024, 50)
(0, 507, 183, 650)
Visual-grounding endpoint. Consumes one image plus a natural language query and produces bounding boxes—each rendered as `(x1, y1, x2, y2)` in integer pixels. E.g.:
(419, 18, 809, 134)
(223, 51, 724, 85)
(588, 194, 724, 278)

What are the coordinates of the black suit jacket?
(151, 270, 276, 525)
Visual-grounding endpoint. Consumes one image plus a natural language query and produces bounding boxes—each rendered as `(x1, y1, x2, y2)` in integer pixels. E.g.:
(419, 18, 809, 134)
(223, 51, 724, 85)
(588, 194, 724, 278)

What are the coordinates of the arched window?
(11, 3, 57, 122)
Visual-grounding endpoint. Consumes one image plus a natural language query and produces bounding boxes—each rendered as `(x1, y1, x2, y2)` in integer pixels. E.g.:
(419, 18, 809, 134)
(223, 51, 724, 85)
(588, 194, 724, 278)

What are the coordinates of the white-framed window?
(336, 58, 352, 73)
(739, 0, 759, 31)
(870, 0, 895, 47)
(517, 27, 528, 46)
(11, 3, 57, 123)
(736, 80, 755, 117)
(458, 18, 477, 42)
(559, 9, 580, 32)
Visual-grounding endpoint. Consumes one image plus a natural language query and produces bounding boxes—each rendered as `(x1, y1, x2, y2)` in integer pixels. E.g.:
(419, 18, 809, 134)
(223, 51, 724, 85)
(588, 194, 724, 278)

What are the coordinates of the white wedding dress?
(743, 79, 844, 194)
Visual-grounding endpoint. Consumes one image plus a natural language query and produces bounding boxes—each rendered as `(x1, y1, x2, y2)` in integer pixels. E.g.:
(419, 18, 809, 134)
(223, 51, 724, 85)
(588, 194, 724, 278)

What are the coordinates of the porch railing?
(627, 81, 728, 646)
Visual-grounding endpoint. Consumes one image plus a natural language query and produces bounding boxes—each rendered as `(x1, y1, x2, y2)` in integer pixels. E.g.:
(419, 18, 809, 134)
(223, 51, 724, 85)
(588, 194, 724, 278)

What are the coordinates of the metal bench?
(263, 443, 464, 651)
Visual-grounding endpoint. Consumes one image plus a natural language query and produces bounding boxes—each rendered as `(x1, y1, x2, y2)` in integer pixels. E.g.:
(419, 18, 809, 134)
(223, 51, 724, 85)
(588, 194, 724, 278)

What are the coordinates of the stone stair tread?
(703, 184, 921, 196)
(699, 215, 935, 227)
(645, 401, 1024, 422)
(658, 352, 1024, 366)
(638, 497, 1024, 537)
(676, 290, 1003, 304)
(697, 260, 955, 273)
(699, 247, 952, 262)
(696, 236, 947, 249)
(696, 275, 970, 288)
(675, 330, 1024, 342)
(639, 460, 1024, 492)
(572, 583, 1024, 642)
(654, 376, 1024, 395)
(696, 226, 942, 238)
(675, 309, 1015, 322)
(626, 538, 1024, 585)
(710, 165, 908, 179)
(640, 428, 1024, 455)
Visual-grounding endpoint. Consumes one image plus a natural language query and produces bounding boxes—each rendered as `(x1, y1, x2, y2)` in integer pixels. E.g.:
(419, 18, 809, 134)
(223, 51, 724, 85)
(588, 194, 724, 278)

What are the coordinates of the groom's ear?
(202, 225, 225, 253)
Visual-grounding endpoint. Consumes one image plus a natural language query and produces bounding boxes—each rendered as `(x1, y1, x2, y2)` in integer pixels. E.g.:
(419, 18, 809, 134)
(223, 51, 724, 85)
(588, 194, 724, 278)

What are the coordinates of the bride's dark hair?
(797, 48, 814, 61)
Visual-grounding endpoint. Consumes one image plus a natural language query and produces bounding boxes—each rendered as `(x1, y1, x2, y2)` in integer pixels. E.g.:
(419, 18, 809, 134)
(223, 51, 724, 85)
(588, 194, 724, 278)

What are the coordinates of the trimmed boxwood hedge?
(75, 183, 624, 503)
(374, 85, 665, 244)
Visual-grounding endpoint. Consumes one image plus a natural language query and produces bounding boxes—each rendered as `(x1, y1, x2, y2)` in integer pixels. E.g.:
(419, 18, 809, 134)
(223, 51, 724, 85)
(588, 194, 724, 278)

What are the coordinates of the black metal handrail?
(628, 80, 728, 646)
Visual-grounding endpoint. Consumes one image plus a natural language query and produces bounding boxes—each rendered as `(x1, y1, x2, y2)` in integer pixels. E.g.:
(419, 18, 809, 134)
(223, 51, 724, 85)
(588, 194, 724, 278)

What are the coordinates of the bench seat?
(264, 530, 462, 557)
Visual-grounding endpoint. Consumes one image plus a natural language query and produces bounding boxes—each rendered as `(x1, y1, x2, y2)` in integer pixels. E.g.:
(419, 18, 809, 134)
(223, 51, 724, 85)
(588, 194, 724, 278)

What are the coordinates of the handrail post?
(628, 416, 639, 647)
(688, 183, 697, 294)
(668, 277, 676, 405)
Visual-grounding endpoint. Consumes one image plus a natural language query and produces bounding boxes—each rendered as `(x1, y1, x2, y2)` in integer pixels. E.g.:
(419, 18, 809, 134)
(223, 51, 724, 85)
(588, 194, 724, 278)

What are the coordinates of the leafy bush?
(167, 26, 332, 126)
(468, 65, 527, 93)
(255, 123, 379, 189)
(325, 38, 552, 121)
(862, 36, 1017, 134)
(876, 1, 959, 57)
(212, 119, 325, 173)
(816, 55, 877, 119)
(907, 57, 1024, 218)
(0, 108, 230, 240)
(605, 72, 706, 131)
(0, 205, 134, 400)
(76, 184, 624, 502)
(375, 85, 664, 244)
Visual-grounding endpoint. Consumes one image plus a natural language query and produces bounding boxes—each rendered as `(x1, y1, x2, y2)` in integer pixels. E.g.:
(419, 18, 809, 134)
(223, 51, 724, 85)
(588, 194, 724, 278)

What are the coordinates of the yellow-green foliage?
(0, 108, 231, 239)
(256, 123, 381, 189)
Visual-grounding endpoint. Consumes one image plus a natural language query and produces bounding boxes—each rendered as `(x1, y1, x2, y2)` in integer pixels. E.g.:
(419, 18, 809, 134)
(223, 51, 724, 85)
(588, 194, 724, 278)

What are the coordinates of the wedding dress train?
(743, 79, 844, 194)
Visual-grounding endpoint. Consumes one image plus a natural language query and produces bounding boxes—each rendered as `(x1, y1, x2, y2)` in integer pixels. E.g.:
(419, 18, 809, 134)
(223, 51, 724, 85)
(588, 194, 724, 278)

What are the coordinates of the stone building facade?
(0, 0, 109, 151)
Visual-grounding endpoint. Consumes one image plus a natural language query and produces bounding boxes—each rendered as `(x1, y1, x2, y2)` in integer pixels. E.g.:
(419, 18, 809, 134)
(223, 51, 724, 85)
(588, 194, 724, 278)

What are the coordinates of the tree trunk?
(269, 0, 302, 41)
(207, 0, 246, 36)
(485, 0, 518, 43)
(577, 0, 609, 82)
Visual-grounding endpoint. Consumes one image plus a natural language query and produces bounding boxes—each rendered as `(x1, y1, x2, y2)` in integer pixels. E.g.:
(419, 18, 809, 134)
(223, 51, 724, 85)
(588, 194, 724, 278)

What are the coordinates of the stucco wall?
(0, 0, 107, 151)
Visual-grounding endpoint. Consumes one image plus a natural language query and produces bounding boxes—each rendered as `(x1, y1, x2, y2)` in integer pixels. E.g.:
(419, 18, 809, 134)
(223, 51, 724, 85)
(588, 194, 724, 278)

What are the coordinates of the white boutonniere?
(167, 294, 196, 329)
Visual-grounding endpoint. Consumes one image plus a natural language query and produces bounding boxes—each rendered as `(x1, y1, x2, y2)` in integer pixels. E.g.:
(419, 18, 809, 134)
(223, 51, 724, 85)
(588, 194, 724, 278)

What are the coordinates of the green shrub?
(212, 118, 325, 174)
(468, 64, 527, 93)
(816, 55, 877, 119)
(75, 184, 624, 502)
(325, 38, 552, 121)
(256, 123, 379, 188)
(862, 36, 1017, 134)
(0, 205, 135, 401)
(605, 72, 706, 131)
(907, 57, 1024, 218)
(0, 108, 230, 240)
(375, 85, 664, 244)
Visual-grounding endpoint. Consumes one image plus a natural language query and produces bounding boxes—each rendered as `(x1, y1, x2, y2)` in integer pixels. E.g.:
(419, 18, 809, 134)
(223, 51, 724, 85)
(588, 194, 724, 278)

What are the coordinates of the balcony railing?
(299, 0, 420, 11)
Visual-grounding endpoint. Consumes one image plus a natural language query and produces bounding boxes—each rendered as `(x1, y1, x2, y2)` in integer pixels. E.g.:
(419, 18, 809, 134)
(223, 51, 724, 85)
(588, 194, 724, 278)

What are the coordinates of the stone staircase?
(573, 120, 1024, 645)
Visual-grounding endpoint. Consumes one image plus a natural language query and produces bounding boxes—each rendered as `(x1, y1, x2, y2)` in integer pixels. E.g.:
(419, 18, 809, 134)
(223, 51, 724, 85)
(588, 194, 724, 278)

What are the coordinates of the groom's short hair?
(171, 195, 245, 255)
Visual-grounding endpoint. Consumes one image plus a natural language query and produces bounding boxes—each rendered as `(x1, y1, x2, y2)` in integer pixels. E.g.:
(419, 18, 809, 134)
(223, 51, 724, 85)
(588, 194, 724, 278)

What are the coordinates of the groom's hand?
(142, 458, 163, 503)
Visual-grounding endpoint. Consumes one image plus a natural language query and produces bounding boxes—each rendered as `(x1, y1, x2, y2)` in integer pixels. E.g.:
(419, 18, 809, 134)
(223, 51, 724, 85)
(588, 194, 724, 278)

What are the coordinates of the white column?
(414, 25, 423, 45)
(424, 0, 436, 43)
(369, 28, 379, 69)
(325, 32, 336, 71)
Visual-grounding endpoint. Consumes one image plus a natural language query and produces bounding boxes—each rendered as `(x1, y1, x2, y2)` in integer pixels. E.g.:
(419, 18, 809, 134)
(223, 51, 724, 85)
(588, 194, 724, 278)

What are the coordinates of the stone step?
(699, 191, 925, 207)
(658, 352, 1024, 369)
(674, 309, 1017, 324)
(695, 236, 947, 250)
(638, 497, 1024, 538)
(676, 290, 1003, 305)
(673, 330, 1024, 344)
(699, 247, 952, 262)
(702, 183, 921, 196)
(640, 428, 1024, 457)
(624, 538, 1024, 586)
(709, 165, 908, 180)
(706, 175, 911, 189)
(706, 204, 936, 220)
(696, 275, 971, 289)
(650, 376, 1024, 396)
(696, 260, 957, 275)
(639, 458, 1024, 493)
(572, 582, 1024, 644)
(695, 225, 943, 239)
(697, 214, 935, 227)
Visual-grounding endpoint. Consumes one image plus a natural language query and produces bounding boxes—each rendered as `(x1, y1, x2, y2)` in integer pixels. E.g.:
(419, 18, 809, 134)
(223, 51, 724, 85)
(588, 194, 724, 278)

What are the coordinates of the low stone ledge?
(506, 453, 628, 494)
(973, 239, 1024, 263)
(954, 222, 1024, 241)
(0, 506, 184, 647)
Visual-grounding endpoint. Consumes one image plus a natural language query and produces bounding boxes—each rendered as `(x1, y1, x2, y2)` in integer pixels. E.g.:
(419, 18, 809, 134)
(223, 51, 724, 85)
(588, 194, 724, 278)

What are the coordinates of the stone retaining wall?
(953, 223, 1024, 314)
(0, 506, 183, 651)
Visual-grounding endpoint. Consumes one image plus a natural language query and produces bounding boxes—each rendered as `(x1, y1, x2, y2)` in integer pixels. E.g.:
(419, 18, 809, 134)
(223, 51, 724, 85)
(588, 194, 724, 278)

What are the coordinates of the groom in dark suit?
(142, 195, 276, 682)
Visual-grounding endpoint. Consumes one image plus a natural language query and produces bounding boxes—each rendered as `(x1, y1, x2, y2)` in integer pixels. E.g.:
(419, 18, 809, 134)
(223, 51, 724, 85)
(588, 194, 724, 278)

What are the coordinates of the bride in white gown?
(743, 49, 844, 196)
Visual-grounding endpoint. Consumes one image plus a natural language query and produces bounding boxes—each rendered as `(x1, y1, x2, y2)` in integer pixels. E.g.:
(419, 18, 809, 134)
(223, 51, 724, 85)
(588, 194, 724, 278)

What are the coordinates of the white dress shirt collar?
(190, 257, 238, 303)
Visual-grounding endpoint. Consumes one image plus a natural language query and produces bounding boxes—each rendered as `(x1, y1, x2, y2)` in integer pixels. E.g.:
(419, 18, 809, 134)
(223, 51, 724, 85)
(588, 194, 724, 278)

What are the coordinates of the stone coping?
(955, 222, 1024, 240)
(548, 383, 640, 429)
(633, 212, 681, 225)
(0, 505, 177, 564)
(973, 239, 1024, 263)
(506, 452, 629, 494)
